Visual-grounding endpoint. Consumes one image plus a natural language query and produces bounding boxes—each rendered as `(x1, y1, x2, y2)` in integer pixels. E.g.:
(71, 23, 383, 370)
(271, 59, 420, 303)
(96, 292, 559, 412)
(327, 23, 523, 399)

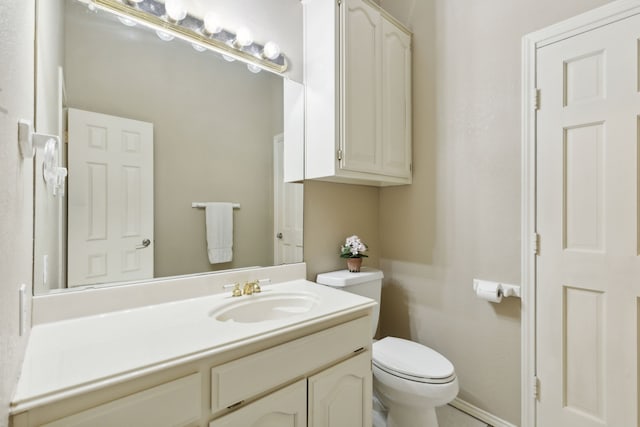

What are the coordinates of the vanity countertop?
(12, 280, 375, 412)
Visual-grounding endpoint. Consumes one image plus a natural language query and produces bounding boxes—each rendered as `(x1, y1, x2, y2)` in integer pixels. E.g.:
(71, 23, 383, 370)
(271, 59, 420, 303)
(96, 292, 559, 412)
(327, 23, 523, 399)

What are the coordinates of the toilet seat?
(373, 337, 456, 384)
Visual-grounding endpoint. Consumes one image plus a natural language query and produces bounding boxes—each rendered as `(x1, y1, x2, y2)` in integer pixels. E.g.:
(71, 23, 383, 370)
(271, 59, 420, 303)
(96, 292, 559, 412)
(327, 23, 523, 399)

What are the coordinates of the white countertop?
(12, 280, 375, 412)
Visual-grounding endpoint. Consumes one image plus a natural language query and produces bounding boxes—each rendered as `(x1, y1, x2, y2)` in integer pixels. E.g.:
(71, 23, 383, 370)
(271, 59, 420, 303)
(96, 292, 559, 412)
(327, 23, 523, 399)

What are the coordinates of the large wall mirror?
(34, 0, 304, 295)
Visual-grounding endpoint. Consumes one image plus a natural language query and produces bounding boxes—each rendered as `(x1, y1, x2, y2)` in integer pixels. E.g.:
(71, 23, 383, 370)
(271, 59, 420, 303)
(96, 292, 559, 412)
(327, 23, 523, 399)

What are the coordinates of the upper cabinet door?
(340, 0, 382, 175)
(302, 0, 412, 186)
(381, 18, 412, 179)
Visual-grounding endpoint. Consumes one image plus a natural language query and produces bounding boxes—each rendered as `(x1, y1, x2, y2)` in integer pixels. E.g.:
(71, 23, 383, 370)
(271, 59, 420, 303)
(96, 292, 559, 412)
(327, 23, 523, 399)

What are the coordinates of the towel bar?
(192, 202, 240, 209)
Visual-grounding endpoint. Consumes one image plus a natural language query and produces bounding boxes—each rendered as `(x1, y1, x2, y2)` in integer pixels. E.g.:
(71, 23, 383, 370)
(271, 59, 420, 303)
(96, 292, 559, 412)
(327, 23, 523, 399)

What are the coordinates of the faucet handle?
(251, 280, 262, 293)
(223, 283, 242, 297)
(243, 282, 254, 296)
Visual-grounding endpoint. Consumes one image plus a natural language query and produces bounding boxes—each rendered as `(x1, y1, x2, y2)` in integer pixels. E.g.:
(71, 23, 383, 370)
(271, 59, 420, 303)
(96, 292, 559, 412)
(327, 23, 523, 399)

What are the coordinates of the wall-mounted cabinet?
(303, 0, 411, 186)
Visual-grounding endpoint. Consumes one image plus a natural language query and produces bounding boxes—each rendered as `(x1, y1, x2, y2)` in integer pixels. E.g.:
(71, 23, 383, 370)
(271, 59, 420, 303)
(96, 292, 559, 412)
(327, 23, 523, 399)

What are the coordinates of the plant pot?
(346, 258, 363, 272)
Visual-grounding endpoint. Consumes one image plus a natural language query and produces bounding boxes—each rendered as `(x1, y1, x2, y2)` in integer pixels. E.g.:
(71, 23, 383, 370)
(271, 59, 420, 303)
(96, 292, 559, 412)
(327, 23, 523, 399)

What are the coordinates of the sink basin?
(210, 292, 320, 323)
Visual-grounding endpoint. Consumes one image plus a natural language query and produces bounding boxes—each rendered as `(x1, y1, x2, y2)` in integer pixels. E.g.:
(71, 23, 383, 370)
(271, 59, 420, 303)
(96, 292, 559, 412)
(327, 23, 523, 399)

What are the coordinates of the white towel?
(205, 202, 233, 264)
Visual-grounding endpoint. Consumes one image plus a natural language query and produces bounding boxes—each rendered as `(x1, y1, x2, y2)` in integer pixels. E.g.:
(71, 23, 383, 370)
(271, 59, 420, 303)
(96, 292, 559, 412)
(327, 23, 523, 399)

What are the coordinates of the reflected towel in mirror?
(205, 203, 233, 264)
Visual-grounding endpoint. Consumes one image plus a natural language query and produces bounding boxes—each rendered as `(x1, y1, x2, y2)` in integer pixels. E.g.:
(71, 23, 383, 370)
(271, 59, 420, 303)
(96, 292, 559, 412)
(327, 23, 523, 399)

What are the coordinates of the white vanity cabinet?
(304, 0, 412, 186)
(12, 316, 372, 427)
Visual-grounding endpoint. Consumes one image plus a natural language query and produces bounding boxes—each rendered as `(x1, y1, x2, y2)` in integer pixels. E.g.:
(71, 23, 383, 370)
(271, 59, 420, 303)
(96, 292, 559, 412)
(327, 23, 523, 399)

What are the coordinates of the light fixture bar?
(91, 0, 288, 74)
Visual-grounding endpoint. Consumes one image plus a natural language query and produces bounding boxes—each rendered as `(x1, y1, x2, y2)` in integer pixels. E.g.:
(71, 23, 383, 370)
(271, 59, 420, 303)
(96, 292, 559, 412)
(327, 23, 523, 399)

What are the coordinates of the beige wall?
(64, 4, 283, 279)
(0, 1, 35, 425)
(304, 181, 380, 281)
(375, 0, 611, 424)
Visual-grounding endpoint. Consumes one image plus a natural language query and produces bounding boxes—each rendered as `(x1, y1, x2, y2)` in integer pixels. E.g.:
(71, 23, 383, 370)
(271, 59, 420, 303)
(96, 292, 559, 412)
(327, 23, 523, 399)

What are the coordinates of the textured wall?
(304, 181, 380, 282)
(377, 0, 612, 424)
(0, 1, 35, 425)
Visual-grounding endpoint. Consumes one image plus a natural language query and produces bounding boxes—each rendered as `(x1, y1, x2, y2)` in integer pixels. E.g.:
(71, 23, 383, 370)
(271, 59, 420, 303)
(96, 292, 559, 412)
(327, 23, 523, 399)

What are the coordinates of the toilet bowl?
(316, 268, 458, 427)
(373, 337, 459, 427)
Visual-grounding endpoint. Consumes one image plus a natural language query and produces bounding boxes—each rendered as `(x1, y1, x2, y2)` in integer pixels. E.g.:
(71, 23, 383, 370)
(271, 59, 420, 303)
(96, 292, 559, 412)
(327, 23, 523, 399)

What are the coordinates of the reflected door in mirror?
(67, 108, 154, 287)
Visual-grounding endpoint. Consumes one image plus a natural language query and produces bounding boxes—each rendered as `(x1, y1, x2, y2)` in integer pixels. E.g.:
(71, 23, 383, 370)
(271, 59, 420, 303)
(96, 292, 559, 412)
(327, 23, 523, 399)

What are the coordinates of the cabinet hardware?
(227, 400, 244, 409)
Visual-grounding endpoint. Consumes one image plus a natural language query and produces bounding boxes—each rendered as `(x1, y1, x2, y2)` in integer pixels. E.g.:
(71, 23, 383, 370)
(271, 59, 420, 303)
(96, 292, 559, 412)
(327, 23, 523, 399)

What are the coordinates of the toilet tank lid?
(316, 268, 383, 287)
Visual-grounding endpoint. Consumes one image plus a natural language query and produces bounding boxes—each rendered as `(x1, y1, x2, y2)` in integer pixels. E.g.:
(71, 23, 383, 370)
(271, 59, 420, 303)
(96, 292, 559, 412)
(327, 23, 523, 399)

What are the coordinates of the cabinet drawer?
(209, 379, 306, 427)
(42, 373, 201, 427)
(211, 316, 370, 413)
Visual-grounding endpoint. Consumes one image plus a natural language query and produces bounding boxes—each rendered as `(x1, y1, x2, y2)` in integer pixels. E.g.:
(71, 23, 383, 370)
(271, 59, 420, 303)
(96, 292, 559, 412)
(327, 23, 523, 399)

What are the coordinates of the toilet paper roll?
(474, 281, 503, 303)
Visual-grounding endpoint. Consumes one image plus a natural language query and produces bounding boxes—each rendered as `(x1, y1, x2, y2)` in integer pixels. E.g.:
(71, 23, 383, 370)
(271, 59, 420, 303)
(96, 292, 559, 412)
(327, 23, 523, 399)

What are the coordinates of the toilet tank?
(316, 268, 384, 338)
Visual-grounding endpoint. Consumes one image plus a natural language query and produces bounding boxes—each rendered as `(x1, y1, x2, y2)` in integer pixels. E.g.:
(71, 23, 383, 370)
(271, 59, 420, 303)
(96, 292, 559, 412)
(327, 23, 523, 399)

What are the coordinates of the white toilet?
(316, 268, 459, 427)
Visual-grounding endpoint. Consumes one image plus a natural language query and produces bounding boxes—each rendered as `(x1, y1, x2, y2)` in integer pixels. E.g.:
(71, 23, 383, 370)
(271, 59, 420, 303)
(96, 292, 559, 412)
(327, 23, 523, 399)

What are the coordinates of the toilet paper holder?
(473, 279, 521, 300)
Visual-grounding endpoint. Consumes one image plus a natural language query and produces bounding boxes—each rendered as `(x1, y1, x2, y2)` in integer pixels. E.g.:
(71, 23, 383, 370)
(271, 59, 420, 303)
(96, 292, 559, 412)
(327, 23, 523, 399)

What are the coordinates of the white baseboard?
(449, 397, 518, 427)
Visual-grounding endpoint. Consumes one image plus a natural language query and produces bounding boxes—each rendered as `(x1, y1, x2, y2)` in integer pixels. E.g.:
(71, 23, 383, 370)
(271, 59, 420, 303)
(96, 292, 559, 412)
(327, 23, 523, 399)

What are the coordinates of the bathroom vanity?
(11, 268, 375, 427)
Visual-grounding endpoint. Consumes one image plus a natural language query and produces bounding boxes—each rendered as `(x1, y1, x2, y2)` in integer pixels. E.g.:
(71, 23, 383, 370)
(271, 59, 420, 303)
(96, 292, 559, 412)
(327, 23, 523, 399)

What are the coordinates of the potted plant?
(340, 235, 368, 272)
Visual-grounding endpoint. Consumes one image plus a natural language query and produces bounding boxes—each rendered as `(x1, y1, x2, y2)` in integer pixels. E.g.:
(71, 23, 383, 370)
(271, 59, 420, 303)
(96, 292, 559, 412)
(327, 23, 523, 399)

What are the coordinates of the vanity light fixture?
(164, 0, 187, 22)
(262, 42, 280, 60)
(191, 43, 206, 52)
(155, 29, 174, 41)
(85, 0, 288, 74)
(247, 63, 261, 74)
(118, 16, 137, 26)
(203, 12, 222, 35)
(234, 27, 253, 48)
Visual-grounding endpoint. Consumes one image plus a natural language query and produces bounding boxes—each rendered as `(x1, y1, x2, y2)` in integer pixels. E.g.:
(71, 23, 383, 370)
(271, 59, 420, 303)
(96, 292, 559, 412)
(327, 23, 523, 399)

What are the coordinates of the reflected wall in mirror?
(34, 0, 303, 295)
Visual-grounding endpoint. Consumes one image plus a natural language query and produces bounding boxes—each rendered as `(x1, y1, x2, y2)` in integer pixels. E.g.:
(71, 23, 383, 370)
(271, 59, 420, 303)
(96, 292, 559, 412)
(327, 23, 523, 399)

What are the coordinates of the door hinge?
(532, 376, 540, 400)
(337, 149, 343, 161)
(533, 88, 541, 111)
(64, 130, 69, 144)
(533, 232, 540, 255)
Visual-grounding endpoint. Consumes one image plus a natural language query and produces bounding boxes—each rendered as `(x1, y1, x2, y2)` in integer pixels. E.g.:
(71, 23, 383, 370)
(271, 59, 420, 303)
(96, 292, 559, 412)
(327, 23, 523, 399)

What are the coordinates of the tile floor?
(436, 404, 491, 427)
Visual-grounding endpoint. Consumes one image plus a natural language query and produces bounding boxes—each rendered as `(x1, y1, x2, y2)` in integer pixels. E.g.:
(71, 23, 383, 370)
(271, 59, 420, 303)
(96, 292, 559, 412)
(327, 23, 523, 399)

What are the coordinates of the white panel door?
(536, 13, 640, 427)
(381, 18, 411, 179)
(209, 379, 306, 427)
(67, 109, 154, 287)
(274, 135, 303, 265)
(308, 352, 372, 427)
(340, 0, 382, 174)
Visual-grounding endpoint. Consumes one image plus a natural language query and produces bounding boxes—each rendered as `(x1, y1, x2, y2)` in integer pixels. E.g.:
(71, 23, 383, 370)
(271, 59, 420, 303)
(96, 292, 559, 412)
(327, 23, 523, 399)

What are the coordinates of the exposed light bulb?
(247, 64, 261, 74)
(262, 41, 280, 60)
(155, 30, 174, 41)
(192, 43, 206, 52)
(164, 0, 187, 22)
(118, 16, 137, 27)
(234, 27, 253, 47)
(203, 12, 222, 35)
(222, 54, 236, 62)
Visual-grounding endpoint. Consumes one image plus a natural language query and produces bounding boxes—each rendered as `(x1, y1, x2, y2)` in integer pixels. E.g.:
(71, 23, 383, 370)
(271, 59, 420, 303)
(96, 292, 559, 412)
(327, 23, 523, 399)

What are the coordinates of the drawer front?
(209, 379, 306, 427)
(211, 316, 370, 413)
(42, 373, 201, 427)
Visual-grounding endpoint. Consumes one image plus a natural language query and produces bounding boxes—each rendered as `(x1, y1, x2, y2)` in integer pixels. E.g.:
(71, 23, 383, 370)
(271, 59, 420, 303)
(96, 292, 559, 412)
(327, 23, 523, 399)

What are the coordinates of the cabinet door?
(308, 352, 372, 427)
(340, 0, 382, 175)
(209, 380, 306, 427)
(381, 18, 412, 179)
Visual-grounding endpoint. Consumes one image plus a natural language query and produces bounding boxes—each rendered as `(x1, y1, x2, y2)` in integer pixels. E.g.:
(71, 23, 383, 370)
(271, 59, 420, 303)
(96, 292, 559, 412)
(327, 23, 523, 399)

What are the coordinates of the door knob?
(276, 233, 283, 239)
(136, 238, 151, 249)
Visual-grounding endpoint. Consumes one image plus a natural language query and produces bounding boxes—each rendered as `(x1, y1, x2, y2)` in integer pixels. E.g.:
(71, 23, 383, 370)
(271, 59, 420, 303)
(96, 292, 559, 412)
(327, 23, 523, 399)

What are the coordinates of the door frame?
(520, 1, 640, 426)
